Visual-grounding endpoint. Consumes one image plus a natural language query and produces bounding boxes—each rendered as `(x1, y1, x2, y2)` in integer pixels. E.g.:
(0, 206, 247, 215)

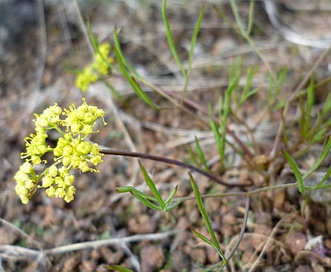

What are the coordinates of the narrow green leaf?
(139, 161, 164, 208)
(189, 173, 225, 260)
(87, 21, 99, 50)
(210, 102, 225, 166)
(162, 0, 185, 77)
(188, 145, 201, 168)
(191, 228, 217, 249)
(218, 98, 228, 166)
(116, 186, 134, 194)
(230, 0, 246, 36)
(113, 27, 138, 76)
(113, 47, 159, 110)
(87, 22, 114, 72)
(184, 6, 205, 93)
(316, 166, 331, 188)
(117, 186, 159, 202)
(303, 136, 331, 180)
(238, 66, 259, 107)
(282, 150, 304, 193)
(246, 0, 255, 36)
(131, 77, 160, 110)
(307, 79, 314, 117)
(194, 136, 209, 171)
(130, 191, 162, 211)
(210, 120, 223, 163)
(164, 185, 178, 206)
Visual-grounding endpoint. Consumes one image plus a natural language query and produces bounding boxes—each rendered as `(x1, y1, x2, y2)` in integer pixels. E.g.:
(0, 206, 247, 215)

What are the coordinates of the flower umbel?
(75, 42, 114, 91)
(14, 99, 107, 204)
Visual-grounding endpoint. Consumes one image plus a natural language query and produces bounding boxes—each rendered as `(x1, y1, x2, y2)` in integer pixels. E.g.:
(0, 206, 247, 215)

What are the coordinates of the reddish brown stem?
(100, 147, 252, 187)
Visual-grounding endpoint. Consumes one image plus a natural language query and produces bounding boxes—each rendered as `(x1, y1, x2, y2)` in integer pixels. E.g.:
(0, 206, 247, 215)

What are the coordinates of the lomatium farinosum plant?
(14, 99, 107, 204)
(75, 43, 114, 91)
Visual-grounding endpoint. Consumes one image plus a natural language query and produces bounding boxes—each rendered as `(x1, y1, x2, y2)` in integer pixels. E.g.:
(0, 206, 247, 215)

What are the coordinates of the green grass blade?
(282, 150, 304, 193)
(162, 0, 185, 77)
(189, 173, 226, 260)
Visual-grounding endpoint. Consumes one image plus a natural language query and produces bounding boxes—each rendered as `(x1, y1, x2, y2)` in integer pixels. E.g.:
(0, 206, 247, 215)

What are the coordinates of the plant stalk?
(100, 147, 252, 187)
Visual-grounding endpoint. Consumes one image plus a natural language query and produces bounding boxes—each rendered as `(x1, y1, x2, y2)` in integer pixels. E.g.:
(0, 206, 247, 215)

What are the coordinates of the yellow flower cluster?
(14, 162, 38, 204)
(75, 43, 114, 91)
(41, 165, 76, 203)
(14, 99, 107, 204)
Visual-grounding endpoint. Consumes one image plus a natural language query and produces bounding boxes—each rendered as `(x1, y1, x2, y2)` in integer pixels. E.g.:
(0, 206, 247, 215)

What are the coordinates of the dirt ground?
(1, 1, 331, 271)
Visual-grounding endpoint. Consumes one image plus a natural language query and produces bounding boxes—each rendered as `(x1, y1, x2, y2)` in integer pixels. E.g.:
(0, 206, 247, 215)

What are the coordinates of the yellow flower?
(14, 162, 38, 204)
(14, 99, 107, 204)
(62, 98, 106, 136)
(75, 67, 99, 92)
(21, 131, 49, 165)
(75, 42, 114, 92)
(34, 104, 62, 129)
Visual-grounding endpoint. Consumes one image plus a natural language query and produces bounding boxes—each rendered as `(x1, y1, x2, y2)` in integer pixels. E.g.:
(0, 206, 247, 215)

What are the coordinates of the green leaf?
(189, 173, 226, 260)
(229, 0, 246, 37)
(130, 191, 163, 211)
(191, 228, 217, 250)
(238, 66, 259, 107)
(131, 77, 160, 110)
(188, 145, 201, 168)
(162, 0, 185, 77)
(194, 136, 209, 171)
(316, 166, 331, 188)
(113, 27, 137, 76)
(138, 161, 164, 208)
(282, 150, 304, 193)
(184, 6, 205, 93)
(303, 136, 331, 180)
(113, 47, 160, 110)
(246, 0, 255, 36)
(210, 119, 223, 164)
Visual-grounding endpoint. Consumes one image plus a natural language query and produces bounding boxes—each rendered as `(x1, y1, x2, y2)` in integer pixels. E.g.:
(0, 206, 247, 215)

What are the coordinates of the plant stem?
(99, 147, 252, 187)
